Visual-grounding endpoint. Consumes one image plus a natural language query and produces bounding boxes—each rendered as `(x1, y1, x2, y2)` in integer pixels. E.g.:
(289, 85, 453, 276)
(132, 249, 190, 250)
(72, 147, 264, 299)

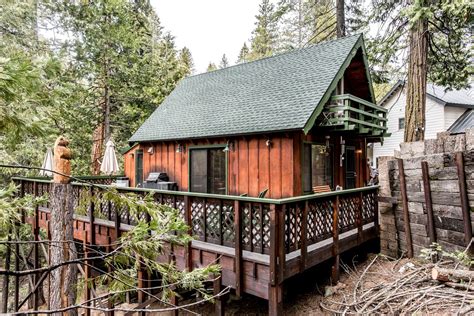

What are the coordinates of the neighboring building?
(370, 81, 473, 167)
(124, 34, 388, 197)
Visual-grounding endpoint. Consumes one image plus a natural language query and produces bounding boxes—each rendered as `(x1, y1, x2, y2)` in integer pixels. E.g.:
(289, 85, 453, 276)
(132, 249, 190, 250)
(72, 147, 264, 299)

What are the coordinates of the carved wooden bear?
(53, 136, 72, 183)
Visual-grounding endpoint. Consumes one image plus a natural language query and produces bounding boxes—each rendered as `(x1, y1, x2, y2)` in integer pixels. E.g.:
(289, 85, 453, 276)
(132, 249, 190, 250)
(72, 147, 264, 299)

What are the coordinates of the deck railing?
(14, 177, 378, 258)
(320, 94, 388, 136)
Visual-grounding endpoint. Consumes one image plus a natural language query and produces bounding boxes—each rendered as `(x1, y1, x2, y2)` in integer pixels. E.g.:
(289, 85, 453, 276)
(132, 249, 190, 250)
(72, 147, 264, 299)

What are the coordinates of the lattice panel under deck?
(362, 191, 376, 224)
(306, 198, 333, 245)
(338, 194, 358, 233)
(285, 203, 303, 253)
(241, 203, 270, 254)
(191, 199, 205, 240)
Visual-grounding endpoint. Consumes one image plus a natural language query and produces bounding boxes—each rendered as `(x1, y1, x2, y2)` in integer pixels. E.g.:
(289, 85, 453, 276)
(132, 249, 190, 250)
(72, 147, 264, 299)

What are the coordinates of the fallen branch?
(432, 267, 474, 283)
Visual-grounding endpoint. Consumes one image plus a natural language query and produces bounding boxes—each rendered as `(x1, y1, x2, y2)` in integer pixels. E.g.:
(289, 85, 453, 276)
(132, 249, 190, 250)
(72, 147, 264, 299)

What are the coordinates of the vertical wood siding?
(123, 134, 297, 198)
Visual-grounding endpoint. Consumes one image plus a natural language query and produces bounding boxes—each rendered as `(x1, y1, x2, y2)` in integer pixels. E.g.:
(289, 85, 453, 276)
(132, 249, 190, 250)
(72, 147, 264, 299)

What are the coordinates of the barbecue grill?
(143, 172, 177, 190)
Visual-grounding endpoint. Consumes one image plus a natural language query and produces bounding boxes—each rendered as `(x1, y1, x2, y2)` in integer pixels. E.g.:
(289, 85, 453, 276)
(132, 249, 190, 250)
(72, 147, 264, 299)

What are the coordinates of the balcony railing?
(319, 94, 388, 136)
(14, 177, 378, 258)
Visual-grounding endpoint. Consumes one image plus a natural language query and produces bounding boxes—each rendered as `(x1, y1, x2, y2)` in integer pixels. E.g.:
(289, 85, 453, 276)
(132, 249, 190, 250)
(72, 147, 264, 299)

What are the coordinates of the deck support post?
(170, 293, 179, 316)
(184, 196, 193, 271)
(268, 204, 283, 316)
(331, 196, 340, 284)
(213, 274, 225, 316)
(234, 200, 243, 297)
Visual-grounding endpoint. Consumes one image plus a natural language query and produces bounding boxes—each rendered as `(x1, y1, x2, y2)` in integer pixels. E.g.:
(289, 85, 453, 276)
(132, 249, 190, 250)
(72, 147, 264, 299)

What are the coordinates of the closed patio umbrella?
(39, 148, 53, 177)
(100, 140, 119, 175)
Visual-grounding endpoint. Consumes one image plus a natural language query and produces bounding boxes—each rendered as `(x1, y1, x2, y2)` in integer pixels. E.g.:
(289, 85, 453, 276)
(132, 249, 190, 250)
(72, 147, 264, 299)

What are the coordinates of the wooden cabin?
(12, 35, 386, 316)
(124, 34, 387, 197)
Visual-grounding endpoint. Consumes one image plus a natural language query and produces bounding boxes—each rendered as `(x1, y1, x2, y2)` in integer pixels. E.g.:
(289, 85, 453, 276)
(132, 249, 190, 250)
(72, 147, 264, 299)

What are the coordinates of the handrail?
(332, 94, 387, 113)
(12, 176, 378, 205)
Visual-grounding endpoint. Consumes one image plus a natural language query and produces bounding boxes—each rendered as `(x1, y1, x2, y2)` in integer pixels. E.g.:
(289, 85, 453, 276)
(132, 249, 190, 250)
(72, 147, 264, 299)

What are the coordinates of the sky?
(150, 0, 261, 74)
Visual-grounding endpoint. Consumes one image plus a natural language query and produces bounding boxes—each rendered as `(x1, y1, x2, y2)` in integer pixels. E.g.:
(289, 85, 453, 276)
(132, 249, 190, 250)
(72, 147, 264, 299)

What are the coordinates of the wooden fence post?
(300, 202, 308, 272)
(421, 161, 436, 244)
(268, 204, 283, 316)
(455, 152, 473, 247)
(49, 136, 78, 312)
(398, 158, 413, 258)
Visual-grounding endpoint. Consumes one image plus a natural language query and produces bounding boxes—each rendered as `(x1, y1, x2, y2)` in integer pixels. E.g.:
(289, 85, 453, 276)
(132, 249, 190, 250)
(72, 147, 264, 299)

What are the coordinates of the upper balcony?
(319, 94, 388, 137)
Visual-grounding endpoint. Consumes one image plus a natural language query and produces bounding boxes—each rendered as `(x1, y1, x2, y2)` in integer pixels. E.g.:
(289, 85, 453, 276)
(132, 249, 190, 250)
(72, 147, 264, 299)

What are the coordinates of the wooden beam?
(421, 161, 436, 244)
(398, 159, 413, 258)
(268, 204, 283, 316)
(234, 200, 243, 297)
(331, 195, 340, 284)
(455, 152, 473, 247)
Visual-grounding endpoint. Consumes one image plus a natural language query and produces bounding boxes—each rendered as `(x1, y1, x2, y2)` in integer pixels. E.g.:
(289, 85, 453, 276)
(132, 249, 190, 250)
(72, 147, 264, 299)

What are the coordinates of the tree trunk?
(91, 123, 104, 175)
(404, 14, 428, 142)
(50, 137, 77, 315)
(336, 0, 345, 38)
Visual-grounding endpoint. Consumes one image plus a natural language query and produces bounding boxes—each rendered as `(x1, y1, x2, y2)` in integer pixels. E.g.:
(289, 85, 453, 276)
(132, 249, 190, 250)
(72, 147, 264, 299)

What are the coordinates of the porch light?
(176, 143, 185, 153)
(356, 149, 363, 154)
(223, 141, 234, 152)
(147, 146, 154, 155)
(266, 138, 272, 147)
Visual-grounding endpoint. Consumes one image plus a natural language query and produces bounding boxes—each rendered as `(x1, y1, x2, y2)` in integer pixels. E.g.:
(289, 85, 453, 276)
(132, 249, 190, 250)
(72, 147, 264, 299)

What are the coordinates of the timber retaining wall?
(378, 128, 474, 257)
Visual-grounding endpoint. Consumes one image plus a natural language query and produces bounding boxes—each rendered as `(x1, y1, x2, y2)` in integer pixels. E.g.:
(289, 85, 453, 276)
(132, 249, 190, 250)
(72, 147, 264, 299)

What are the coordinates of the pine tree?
(236, 43, 250, 63)
(277, 0, 336, 50)
(219, 54, 229, 69)
(206, 62, 217, 72)
(179, 47, 194, 76)
(355, 0, 472, 142)
(248, 0, 279, 61)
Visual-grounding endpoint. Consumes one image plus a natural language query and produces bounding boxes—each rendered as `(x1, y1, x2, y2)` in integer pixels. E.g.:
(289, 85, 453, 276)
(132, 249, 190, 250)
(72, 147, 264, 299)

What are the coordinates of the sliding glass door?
(190, 147, 226, 194)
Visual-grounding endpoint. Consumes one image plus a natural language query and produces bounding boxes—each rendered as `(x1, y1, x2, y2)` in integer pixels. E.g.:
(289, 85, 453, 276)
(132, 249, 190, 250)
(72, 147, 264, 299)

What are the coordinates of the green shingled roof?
(130, 34, 366, 143)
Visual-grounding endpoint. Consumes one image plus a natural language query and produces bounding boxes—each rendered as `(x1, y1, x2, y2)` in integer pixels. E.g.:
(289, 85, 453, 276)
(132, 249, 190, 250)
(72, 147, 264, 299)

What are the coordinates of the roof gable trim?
(303, 35, 373, 134)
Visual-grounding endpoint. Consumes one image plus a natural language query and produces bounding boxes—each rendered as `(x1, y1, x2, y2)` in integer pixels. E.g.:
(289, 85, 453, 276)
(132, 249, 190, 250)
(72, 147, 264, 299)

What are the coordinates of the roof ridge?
(188, 33, 363, 79)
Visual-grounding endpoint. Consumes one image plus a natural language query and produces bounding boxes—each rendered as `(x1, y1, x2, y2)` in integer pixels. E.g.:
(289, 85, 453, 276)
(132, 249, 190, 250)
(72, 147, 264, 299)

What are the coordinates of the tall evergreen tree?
(277, 0, 336, 50)
(219, 54, 229, 68)
(206, 62, 217, 72)
(354, 0, 472, 141)
(179, 47, 194, 76)
(248, 0, 279, 60)
(236, 42, 250, 63)
(58, 1, 189, 173)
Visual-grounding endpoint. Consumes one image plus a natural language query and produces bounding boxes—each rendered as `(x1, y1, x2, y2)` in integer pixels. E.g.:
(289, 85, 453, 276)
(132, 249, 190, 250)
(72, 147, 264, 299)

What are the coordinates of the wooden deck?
(15, 177, 379, 315)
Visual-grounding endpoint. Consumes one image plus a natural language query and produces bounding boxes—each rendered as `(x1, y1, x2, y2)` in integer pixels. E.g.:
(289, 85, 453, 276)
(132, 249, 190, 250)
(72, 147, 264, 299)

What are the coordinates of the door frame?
(345, 145, 356, 189)
(187, 144, 228, 195)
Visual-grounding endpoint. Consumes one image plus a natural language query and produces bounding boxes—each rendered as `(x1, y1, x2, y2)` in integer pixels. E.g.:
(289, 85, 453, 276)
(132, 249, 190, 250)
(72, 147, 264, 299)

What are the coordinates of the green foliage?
(277, 0, 336, 50)
(248, 0, 279, 61)
(420, 243, 473, 267)
(0, 0, 192, 176)
(0, 182, 47, 243)
(206, 62, 217, 72)
(353, 0, 472, 89)
(219, 54, 229, 69)
(236, 42, 250, 64)
(77, 188, 220, 302)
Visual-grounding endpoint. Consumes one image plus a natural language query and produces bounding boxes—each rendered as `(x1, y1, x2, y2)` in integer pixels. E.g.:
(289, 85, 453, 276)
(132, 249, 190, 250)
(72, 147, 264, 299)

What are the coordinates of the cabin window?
(398, 118, 405, 130)
(303, 143, 333, 193)
(190, 147, 226, 194)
